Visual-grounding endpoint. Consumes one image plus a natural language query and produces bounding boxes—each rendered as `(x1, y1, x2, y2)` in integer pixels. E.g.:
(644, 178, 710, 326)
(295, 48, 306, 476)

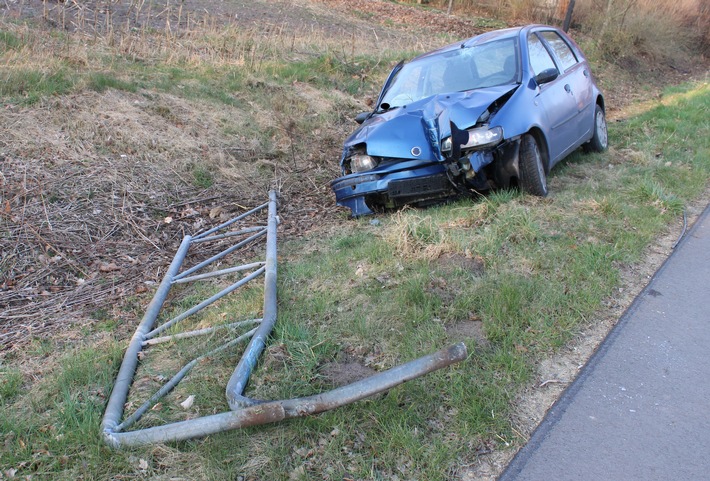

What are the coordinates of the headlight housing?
(350, 153, 379, 173)
(441, 137, 452, 153)
(442, 126, 503, 153)
(464, 126, 503, 148)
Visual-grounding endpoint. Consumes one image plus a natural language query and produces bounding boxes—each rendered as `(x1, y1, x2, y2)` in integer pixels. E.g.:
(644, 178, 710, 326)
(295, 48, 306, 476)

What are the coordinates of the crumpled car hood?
(344, 84, 517, 162)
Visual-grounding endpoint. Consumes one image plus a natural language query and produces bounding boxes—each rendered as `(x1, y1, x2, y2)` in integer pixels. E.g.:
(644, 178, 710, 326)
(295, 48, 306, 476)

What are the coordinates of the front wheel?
(585, 104, 608, 153)
(519, 134, 548, 197)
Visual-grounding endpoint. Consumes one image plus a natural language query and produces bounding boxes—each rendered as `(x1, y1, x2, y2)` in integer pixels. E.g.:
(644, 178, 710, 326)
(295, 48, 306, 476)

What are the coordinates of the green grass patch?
(87, 72, 139, 93)
(191, 164, 214, 189)
(0, 30, 23, 50)
(0, 367, 23, 402)
(0, 342, 127, 479)
(268, 53, 399, 95)
(0, 68, 75, 104)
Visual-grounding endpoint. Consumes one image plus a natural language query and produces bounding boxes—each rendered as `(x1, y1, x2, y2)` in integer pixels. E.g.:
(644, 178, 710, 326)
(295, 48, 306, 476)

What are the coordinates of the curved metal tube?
(104, 342, 467, 447)
(102, 191, 467, 449)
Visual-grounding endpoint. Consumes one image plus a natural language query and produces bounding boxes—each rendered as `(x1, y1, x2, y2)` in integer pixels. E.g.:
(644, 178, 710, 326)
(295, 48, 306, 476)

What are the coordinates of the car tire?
(585, 104, 608, 153)
(519, 134, 548, 197)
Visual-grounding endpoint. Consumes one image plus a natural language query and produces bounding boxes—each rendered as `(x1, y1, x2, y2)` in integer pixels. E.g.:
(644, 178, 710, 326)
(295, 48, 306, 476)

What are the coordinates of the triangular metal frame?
(102, 191, 466, 447)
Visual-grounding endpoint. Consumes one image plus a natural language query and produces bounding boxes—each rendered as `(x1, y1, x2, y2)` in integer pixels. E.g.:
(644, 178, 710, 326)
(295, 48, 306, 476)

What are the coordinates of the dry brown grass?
(3, 0, 438, 70)
(406, 0, 709, 60)
(0, 89, 268, 348)
(0, 0, 455, 351)
(572, 0, 707, 62)
(385, 208, 457, 259)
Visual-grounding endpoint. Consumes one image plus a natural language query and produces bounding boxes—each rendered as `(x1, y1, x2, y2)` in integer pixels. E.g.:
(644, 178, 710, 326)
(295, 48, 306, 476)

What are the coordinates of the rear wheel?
(519, 134, 548, 197)
(585, 104, 608, 153)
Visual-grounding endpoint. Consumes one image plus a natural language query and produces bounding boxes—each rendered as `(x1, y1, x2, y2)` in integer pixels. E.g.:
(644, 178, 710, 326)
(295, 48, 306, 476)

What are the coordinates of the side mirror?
(535, 68, 559, 85)
(354, 112, 370, 124)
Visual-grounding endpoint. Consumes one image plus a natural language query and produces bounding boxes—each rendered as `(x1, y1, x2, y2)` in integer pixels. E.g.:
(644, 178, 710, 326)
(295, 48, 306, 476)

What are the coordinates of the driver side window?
(528, 33, 557, 77)
(540, 31, 578, 71)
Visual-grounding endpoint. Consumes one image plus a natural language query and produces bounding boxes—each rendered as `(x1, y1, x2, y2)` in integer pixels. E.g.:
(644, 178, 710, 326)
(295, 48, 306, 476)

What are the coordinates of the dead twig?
(538, 379, 568, 388)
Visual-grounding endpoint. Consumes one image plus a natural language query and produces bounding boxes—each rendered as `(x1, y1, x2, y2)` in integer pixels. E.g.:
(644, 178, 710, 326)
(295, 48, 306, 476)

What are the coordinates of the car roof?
(412, 26, 523, 61)
(410, 25, 561, 63)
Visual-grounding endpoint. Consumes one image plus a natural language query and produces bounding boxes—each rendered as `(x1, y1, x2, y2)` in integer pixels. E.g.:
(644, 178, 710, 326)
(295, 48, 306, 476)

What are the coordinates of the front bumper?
(330, 159, 453, 216)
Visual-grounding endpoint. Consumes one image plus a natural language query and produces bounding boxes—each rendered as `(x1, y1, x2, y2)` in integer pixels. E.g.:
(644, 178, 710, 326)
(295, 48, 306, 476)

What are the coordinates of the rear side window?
(528, 33, 557, 76)
(540, 31, 578, 71)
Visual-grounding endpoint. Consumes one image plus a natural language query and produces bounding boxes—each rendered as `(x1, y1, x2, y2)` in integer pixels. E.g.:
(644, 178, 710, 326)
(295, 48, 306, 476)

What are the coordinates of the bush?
(405, 0, 708, 63)
(573, 0, 703, 64)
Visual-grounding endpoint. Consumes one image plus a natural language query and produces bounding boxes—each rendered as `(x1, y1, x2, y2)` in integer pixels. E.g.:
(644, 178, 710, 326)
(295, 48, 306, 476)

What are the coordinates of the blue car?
(331, 25, 607, 216)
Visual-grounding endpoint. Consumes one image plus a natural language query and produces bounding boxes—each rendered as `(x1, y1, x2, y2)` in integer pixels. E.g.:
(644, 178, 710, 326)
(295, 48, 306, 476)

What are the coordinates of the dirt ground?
(7, 0, 488, 46)
(1, 0, 708, 478)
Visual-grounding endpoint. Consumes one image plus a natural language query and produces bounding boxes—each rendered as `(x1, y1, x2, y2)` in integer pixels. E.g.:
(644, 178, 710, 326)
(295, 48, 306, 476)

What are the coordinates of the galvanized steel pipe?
(226, 191, 279, 409)
(102, 191, 468, 449)
(104, 342, 467, 447)
(146, 265, 266, 339)
(101, 235, 192, 435)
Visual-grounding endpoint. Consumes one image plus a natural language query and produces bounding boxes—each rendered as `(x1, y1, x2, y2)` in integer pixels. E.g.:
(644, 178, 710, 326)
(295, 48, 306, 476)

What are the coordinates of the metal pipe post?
(102, 235, 192, 436)
(226, 191, 279, 409)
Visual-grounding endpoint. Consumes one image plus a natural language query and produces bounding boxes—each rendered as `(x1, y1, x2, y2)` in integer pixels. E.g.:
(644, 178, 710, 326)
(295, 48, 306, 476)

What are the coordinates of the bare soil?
(320, 359, 377, 387)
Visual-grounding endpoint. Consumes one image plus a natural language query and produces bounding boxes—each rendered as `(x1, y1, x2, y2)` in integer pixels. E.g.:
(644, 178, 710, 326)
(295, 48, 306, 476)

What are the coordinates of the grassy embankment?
(1, 2, 709, 479)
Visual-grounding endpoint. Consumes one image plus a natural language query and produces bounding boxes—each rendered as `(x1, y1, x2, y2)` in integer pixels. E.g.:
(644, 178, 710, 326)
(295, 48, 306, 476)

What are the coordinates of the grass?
(0, 30, 23, 50)
(125, 81, 710, 478)
(0, 367, 23, 402)
(0, 68, 75, 104)
(2, 96, 707, 474)
(1, 1, 709, 478)
(0, 13, 411, 108)
(87, 72, 139, 93)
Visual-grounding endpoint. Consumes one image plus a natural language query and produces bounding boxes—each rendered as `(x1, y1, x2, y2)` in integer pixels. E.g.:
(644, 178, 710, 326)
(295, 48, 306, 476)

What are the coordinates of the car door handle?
(583, 69, 590, 78)
(564, 84, 572, 93)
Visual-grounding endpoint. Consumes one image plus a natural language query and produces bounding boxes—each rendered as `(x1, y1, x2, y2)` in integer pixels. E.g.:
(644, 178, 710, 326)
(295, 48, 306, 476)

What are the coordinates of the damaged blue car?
(331, 25, 607, 216)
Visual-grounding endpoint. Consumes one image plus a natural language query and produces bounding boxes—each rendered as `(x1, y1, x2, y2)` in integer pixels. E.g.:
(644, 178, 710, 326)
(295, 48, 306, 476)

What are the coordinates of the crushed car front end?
(330, 85, 523, 216)
(331, 29, 525, 217)
(331, 96, 459, 217)
(331, 155, 455, 218)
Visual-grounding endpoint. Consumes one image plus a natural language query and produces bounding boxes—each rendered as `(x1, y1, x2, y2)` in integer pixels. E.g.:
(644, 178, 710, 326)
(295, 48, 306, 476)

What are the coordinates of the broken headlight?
(349, 153, 379, 173)
(464, 126, 503, 148)
(442, 126, 503, 153)
(441, 137, 452, 153)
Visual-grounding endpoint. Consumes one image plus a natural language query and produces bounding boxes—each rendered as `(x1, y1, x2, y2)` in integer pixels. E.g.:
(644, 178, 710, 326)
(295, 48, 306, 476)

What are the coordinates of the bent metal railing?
(101, 191, 467, 447)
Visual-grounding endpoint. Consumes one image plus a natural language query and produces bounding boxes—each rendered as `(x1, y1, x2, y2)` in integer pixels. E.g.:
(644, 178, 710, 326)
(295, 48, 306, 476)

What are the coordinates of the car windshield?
(380, 37, 520, 109)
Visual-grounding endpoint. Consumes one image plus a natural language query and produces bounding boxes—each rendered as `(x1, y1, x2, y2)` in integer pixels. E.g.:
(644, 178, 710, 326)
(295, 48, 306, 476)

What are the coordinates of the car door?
(527, 32, 579, 164)
(538, 31, 594, 144)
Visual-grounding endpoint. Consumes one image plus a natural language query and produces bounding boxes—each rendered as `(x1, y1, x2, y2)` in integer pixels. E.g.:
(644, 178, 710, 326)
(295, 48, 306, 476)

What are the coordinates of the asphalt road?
(499, 204, 710, 481)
